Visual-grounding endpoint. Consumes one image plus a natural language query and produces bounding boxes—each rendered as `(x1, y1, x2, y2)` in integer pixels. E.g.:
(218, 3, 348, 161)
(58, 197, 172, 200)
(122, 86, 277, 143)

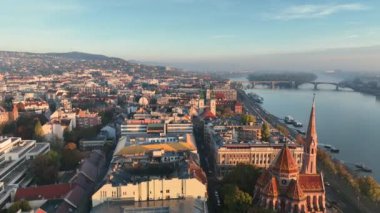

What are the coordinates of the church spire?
(302, 95, 318, 174)
(306, 94, 317, 144)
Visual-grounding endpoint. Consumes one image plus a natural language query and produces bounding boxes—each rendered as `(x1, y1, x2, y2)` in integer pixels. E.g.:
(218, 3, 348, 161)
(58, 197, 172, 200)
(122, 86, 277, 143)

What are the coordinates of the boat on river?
(355, 164, 372, 173)
(292, 120, 303, 128)
(284, 115, 294, 124)
(330, 147, 340, 153)
(323, 144, 332, 149)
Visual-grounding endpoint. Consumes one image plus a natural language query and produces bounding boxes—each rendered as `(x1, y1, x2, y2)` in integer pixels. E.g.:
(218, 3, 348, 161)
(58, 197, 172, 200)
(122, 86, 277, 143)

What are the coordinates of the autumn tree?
(34, 120, 44, 141)
(261, 122, 271, 142)
(64, 142, 77, 150)
(8, 200, 31, 213)
(241, 114, 256, 125)
(30, 151, 60, 184)
(358, 176, 380, 202)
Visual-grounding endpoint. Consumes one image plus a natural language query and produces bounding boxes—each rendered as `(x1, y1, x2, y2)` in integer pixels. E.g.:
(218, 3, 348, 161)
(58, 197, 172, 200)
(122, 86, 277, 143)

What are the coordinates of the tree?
(16, 115, 36, 139)
(3, 96, 14, 111)
(61, 148, 83, 171)
(34, 120, 44, 141)
(48, 101, 57, 113)
(241, 114, 256, 125)
(99, 109, 114, 126)
(223, 164, 262, 195)
(63, 126, 99, 144)
(1, 121, 16, 135)
(30, 151, 60, 185)
(63, 129, 73, 143)
(261, 122, 271, 142)
(8, 200, 31, 213)
(64, 142, 77, 150)
(358, 176, 380, 202)
(221, 184, 252, 213)
(276, 124, 289, 137)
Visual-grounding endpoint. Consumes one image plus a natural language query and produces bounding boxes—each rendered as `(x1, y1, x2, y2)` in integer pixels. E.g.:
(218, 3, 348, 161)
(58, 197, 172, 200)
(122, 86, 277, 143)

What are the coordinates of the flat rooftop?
(28, 143, 49, 154)
(115, 133, 196, 156)
(220, 141, 301, 149)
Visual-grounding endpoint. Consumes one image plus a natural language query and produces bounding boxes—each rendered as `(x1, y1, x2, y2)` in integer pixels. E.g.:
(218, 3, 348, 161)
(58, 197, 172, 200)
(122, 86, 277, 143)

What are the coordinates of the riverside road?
(237, 89, 375, 213)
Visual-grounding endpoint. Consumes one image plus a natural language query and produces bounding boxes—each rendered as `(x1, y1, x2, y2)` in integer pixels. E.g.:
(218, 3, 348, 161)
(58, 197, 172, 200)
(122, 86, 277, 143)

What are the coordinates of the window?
(166, 190, 170, 193)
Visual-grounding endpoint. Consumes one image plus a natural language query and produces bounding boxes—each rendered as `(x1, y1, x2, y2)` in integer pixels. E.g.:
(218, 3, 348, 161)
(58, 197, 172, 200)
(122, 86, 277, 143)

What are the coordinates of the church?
(253, 98, 326, 212)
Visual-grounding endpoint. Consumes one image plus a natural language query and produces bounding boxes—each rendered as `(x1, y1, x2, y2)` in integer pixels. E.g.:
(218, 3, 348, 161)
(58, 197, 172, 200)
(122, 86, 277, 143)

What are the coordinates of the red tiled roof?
(200, 108, 216, 119)
(214, 92, 225, 100)
(299, 174, 324, 192)
(188, 158, 207, 185)
(271, 144, 299, 175)
(14, 183, 75, 201)
(286, 179, 305, 200)
(262, 176, 279, 197)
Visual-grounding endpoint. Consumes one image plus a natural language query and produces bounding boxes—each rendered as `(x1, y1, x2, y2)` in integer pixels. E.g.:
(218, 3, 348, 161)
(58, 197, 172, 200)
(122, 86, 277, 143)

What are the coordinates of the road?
(238, 90, 298, 139)
(193, 119, 222, 213)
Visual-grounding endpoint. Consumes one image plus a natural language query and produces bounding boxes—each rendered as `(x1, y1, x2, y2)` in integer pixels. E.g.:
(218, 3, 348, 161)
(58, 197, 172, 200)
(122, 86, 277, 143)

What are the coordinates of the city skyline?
(1, 0, 380, 71)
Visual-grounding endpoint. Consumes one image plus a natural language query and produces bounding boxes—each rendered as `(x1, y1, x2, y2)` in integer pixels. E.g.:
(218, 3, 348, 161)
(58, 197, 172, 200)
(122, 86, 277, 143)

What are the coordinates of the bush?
(8, 200, 31, 213)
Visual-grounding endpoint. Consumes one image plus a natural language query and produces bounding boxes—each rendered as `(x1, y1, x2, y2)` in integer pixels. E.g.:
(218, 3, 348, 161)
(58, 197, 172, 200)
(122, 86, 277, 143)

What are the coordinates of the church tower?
(210, 99, 216, 116)
(302, 96, 318, 174)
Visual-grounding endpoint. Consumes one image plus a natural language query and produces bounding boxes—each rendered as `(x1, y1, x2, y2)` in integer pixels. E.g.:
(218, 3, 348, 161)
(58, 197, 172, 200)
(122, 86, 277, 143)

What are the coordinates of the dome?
(138, 97, 149, 106)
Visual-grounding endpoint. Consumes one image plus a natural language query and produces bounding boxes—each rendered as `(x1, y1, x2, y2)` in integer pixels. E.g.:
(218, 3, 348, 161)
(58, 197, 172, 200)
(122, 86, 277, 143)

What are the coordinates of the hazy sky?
(1, 0, 380, 71)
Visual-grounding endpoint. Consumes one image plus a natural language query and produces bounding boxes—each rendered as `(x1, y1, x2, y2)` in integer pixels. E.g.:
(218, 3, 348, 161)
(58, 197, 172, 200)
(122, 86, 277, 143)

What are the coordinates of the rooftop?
(14, 183, 75, 201)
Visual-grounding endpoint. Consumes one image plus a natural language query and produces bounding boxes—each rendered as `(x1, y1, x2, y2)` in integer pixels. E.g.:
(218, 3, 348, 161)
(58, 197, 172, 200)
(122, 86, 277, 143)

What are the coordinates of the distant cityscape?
(0, 50, 378, 213)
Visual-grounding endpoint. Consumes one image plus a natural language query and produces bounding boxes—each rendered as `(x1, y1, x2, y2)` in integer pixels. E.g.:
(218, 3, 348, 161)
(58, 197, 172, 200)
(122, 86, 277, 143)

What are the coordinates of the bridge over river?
(232, 80, 351, 90)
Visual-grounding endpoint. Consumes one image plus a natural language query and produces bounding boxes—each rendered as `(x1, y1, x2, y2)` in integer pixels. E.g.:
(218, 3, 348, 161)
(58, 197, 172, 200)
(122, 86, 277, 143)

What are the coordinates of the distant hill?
(0, 50, 181, 75)
(45, 51, 114, 61)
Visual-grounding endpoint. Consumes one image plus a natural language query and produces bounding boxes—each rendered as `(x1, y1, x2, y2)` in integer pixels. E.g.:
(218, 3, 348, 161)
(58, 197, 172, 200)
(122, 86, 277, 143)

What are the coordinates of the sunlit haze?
(1, 0, 380, 71)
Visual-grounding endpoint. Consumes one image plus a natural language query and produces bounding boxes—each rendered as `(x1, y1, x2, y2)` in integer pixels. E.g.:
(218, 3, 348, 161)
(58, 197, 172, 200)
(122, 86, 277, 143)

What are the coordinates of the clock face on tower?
(281, 179, 287, 185)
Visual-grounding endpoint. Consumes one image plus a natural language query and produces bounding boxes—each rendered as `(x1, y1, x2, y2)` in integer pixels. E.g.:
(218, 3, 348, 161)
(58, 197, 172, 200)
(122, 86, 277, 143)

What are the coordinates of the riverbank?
(237, 89, 380, 212)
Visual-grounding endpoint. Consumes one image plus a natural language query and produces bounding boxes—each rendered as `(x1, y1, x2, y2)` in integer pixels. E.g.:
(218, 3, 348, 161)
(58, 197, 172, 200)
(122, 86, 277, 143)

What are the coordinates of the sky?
(1, 0, 380, 71)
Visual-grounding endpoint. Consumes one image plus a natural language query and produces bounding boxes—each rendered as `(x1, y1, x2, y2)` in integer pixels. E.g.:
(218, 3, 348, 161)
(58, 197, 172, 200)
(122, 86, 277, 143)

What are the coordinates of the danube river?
(232, 74, 380, 181)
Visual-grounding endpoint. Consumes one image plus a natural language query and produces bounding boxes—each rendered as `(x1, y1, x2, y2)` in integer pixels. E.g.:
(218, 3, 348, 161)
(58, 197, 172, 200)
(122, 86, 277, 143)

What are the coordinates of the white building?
(217, 142, 303, 176)
(0, 137, 50, 207)
(92, 177, 207, 207)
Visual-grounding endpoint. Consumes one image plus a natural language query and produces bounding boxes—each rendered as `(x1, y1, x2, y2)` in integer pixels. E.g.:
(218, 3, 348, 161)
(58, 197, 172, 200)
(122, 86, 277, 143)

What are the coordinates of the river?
(231, 73, 380, 181)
